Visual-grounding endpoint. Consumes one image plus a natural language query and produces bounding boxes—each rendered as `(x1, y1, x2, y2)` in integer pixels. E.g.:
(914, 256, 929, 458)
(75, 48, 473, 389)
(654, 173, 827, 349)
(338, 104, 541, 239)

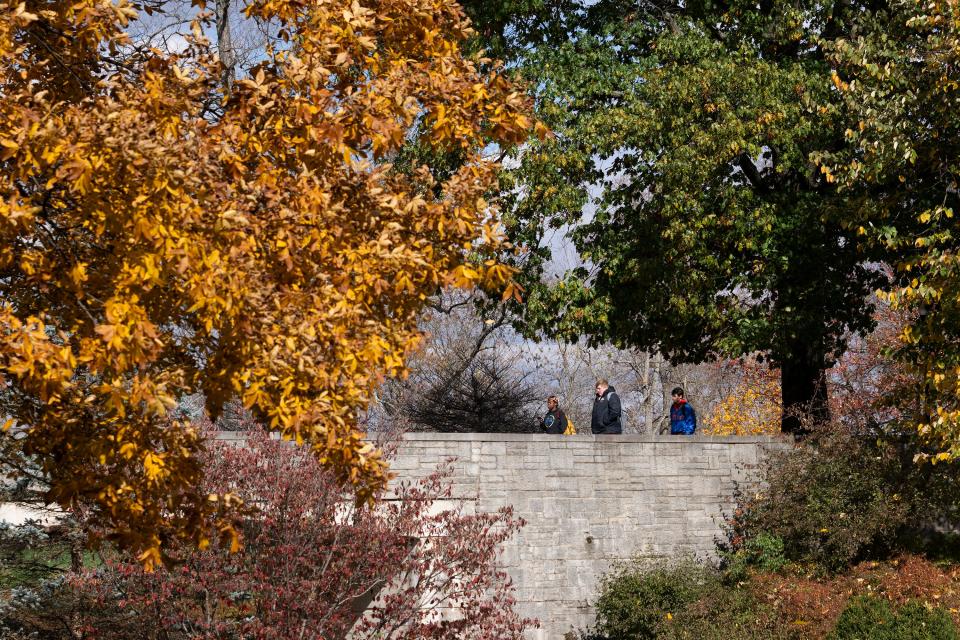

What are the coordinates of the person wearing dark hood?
(669, 387, 697, 435)
(591, 379, 622, 434)
(541, 395, 568, 434)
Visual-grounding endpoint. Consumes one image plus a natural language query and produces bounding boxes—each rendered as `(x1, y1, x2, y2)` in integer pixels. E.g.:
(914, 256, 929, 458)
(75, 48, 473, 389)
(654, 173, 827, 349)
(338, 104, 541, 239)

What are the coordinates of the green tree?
(816, 0, 960, 460)
(457, 0, 576, 59)
(504, 0, 891, 432)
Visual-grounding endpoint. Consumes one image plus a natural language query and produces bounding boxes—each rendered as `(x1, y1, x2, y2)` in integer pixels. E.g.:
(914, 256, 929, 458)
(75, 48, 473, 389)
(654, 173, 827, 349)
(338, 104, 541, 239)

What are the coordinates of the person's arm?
(607, 392, 621, 426)
(689, 404, 697, 431)
(559, 410, 568, 432)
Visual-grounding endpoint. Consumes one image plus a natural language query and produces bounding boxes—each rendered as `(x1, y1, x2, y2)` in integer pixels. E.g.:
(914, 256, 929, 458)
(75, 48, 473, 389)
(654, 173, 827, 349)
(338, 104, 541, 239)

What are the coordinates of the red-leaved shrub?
(75, 426, 534, 639)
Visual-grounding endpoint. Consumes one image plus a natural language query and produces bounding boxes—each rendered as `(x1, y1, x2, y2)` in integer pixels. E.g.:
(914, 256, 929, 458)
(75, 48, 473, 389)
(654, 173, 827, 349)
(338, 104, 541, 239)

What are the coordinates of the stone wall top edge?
(211, 431, 792, 446)
(395, 432, 790, 445)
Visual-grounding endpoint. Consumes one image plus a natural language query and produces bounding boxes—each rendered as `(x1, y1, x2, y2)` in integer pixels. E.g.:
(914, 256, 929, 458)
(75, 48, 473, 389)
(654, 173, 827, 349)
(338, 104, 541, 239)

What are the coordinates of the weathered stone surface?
(390, 432, 789, 639)
(212, 430, 788, 637)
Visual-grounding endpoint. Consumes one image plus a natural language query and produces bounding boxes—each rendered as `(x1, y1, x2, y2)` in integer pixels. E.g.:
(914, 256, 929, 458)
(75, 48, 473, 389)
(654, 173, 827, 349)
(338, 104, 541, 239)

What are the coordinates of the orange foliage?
(704, 360, 781, 435)
(751, 555, 960, 635)
(0, 0, 536, 566)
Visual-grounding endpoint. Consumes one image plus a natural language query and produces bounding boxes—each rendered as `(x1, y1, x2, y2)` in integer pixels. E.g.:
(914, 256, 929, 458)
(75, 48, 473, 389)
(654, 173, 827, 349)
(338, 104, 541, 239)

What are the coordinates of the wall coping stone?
(394, 432, 789, 445)
(215, 431, 791, 446)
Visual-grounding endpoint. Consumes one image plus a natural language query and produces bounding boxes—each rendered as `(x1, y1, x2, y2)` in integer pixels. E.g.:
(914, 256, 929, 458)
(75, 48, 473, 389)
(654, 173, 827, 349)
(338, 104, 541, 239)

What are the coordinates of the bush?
(727, 425, 915, 573)
(829, 596, 895, 639)
(592, 558, 711, 640)
(895, 602, 960, 640)
(723, 532, 788, 583)
(726, 419, 960, 575)
(2, 427, 534, 640)
(72, 428, 533, 640)
(659, 584, 793, 640)
(589, 558, 794, 640)
(829, 596, 958, 640)
(744, 533, 788, 572)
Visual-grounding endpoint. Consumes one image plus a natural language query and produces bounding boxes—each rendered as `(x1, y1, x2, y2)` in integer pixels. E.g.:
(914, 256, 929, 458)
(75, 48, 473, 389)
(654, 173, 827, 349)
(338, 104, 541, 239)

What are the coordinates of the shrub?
(592, 558, 711, 640)
(727, 425, 914, 573)
(1, 426, 534, 640)
(589, 558, 795, 640)
(829, 596, 895, 639)
(895, 602, 960, 640)
(829, 596, 958, 640)
(71, 428, 534, 640)
(659, 584, 794, 640)
(723, 532, 788, 583)
(744, 532, 788, 572)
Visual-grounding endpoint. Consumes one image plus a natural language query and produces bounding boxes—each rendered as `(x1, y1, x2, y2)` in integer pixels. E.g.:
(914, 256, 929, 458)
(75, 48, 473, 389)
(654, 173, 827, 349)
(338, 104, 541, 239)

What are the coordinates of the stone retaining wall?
(388, 432, 790, 639)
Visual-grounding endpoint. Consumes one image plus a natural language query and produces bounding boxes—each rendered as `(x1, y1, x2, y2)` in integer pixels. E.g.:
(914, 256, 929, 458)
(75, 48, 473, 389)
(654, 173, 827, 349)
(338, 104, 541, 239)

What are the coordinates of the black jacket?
(591, 386, 622, 434)
(542, 409, 567, 435)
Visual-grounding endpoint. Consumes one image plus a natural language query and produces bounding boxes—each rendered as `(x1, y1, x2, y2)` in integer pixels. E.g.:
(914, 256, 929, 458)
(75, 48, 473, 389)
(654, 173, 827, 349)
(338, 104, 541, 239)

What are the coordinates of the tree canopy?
(0, 0, 535, 565)
(503, 0, 893, 431)
(817, 0, 960, 460)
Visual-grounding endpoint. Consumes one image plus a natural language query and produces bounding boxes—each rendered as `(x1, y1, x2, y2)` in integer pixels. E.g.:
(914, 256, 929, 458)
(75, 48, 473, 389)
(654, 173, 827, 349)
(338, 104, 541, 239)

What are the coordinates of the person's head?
(671, 387, 685, 403)
(547, 395, 559, 411)
(595, 379, 609, 397)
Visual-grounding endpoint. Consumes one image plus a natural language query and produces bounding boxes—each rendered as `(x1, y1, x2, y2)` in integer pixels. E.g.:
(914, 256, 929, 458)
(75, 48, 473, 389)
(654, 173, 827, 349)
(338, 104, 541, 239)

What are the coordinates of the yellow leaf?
(138, 546, 162, 572)
(143, 453, 166, 480)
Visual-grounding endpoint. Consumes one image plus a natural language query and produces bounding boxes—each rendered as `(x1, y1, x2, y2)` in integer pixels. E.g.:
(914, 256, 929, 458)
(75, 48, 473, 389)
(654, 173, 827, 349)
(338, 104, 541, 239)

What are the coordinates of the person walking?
(669, 387, 697, 435)
(541, 395, 569, 435)
(591, 379, 622, 434)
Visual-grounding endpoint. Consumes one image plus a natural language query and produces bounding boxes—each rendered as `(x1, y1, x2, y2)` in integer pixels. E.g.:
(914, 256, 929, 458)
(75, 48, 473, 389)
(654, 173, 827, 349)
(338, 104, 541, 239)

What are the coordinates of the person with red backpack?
(669, 387, 697, 435)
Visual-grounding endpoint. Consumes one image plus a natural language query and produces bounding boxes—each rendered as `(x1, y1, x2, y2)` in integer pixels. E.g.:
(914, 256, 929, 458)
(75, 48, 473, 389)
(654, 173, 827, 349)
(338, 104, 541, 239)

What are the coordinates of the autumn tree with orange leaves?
(0, 0, 537, 566)
(703, 359, 781, 436)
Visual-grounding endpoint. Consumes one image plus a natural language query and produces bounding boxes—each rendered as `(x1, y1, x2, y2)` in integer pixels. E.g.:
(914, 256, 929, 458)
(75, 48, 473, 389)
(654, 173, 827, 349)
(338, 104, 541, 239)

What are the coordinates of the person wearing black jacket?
(541, 395, 568, 434)
(591, 379, 623, 434)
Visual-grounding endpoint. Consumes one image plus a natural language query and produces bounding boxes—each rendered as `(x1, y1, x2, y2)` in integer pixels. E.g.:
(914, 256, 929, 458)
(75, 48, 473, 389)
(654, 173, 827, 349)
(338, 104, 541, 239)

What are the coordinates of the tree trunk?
(640, 352, 653, 433)
(215, 0, 236, 90)
(780, 349, 830, 435)
(68, 526, 84, 639)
